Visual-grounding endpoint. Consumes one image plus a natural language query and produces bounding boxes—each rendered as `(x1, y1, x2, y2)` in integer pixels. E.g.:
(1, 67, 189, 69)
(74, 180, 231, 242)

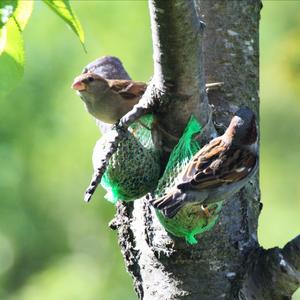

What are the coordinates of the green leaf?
(0, 0, 32, 96)
(0, 16, 24, 98)
(42, 0, 86, 51)
(14, 0, 34, 31)
(0, 0, 33, 52)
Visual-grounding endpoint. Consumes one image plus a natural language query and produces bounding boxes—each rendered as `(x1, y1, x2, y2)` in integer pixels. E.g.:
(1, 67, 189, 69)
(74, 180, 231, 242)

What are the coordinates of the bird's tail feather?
(162, 201, 184, 218)
(150, 190, 184, 218)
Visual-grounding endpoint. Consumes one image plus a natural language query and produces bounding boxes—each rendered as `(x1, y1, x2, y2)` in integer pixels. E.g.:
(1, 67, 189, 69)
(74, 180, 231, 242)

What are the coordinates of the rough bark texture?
(149, 0, 212, 141)
(105, 1, 300, 299)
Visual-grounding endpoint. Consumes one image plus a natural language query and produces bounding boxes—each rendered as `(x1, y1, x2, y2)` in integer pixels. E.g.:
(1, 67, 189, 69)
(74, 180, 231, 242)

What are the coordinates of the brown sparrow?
(151, 107, 258, 218)
(72, 67, 223, 125)
(72, 73, 147, 124)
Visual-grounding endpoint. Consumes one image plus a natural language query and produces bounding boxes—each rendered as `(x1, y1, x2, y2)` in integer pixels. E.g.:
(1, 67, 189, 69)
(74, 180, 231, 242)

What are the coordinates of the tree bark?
(105, 1, 300, 299)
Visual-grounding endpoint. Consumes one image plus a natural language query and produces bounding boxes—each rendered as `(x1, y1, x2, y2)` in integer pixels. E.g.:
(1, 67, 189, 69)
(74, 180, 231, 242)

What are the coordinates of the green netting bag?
(93, 115, 160, 203)
(154, 116, 223, 244)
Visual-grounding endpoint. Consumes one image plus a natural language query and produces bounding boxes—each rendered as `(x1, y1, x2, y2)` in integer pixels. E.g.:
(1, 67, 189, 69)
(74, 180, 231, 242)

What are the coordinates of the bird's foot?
(205, 82, 224, 93)
(201, 205, 211, 219)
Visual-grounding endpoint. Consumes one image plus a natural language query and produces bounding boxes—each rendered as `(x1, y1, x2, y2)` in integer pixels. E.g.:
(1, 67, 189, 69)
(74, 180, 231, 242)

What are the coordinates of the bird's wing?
(152, 191, 186, 219)
(151, 138, 226, 213)
(179, 139, 257, 190)
(180, 138, 225, 183)
(108, 80, 147, 100)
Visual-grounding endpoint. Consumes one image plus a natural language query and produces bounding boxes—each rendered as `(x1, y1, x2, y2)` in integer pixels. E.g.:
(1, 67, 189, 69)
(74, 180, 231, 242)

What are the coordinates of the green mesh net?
(94, 115, 160, 203)
(154, 116, 223, 244)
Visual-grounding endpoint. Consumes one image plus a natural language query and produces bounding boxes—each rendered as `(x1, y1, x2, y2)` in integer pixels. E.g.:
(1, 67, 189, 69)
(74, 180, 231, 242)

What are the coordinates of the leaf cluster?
(0, 0, 85, 97)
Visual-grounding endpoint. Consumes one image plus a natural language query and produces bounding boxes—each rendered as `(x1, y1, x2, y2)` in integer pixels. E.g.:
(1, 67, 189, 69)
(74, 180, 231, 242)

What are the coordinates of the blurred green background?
(0, 1, 299, 299)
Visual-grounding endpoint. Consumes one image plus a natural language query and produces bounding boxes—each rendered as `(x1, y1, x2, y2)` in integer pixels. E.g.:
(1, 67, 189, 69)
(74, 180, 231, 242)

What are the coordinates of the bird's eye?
(87, 77, 94, 82)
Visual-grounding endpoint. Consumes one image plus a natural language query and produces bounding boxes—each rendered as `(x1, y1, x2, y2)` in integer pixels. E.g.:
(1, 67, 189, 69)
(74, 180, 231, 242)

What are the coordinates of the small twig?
(84, 125, 127, 202)
(84, 86, 154, 202)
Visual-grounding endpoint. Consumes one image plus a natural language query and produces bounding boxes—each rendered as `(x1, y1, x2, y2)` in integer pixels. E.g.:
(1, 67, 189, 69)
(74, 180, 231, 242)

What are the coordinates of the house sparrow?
(72, 73, 147, 124)
(72, 66, 223, 125)
(151, 107, 258, 218)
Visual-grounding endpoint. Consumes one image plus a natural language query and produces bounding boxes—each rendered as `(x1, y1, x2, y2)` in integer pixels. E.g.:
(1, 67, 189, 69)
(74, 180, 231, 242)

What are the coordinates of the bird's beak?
(71, 79, 86, 91)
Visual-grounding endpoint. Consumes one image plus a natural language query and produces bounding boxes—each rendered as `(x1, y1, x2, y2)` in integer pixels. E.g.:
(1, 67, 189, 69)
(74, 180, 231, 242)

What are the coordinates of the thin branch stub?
(84, 88, 154, 202)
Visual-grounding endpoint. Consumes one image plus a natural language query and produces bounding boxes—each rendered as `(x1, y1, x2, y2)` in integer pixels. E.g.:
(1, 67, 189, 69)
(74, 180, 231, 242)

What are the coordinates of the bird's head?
(82, 56, 131, 80)
(226, 107, 257, 146)
(71, 72, 109, 96)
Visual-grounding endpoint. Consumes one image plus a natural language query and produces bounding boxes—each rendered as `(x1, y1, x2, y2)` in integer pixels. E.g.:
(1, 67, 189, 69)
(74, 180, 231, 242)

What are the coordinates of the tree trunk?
(106, 1, 300, 299)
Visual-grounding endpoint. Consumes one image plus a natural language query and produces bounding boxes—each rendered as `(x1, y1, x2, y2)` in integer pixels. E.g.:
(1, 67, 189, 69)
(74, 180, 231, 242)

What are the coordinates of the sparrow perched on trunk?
(72, 73, 147, 124)
(151, 107, 258, 218)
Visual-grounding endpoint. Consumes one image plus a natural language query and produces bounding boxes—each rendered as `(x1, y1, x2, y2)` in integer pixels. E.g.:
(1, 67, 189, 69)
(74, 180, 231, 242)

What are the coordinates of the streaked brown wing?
(178, 138, 256, 191)
(192, 148, 256, 189)
(109, 80, 147, 100)
(180, 138, 226, 183)
(151, 139, 227, 215)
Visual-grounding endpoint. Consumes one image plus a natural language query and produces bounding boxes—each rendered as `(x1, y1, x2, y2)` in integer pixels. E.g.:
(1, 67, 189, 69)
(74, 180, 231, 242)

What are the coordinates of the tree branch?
(241, 234, 300, 299)
(149, 0, 215, 151)
(114, 1, 263, 299)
